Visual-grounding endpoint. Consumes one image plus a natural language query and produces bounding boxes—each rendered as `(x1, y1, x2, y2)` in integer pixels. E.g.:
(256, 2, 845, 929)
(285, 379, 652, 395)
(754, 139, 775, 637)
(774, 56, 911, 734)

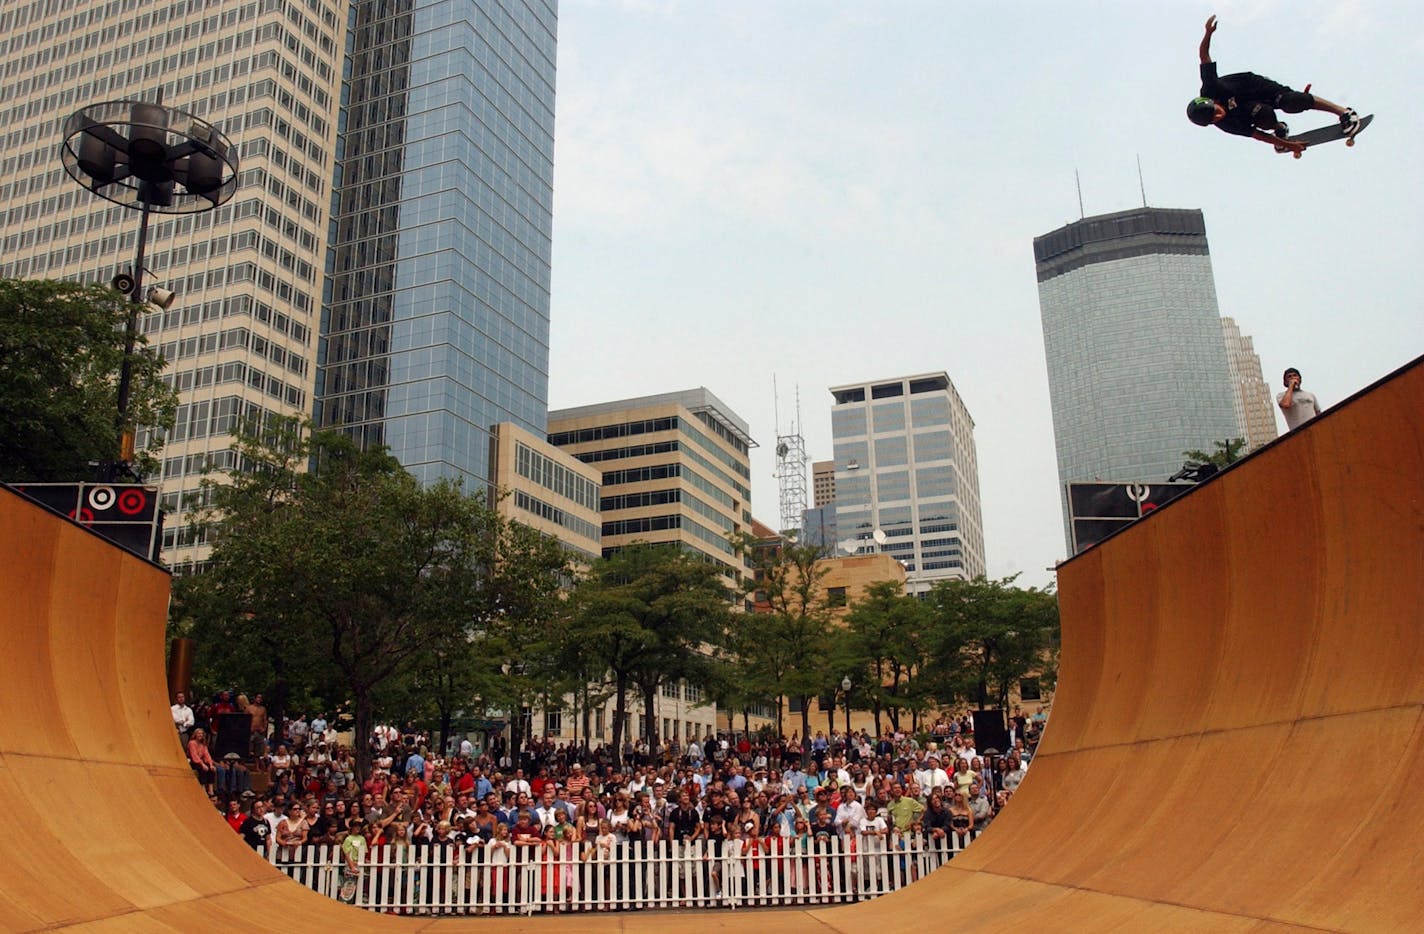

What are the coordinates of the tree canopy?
(0, 278, 176, 481)
(923, 574, 1060, 711)
(1184, 437, 1246, 468)
(733, 535, 837, 759)
(841, 579, 934, 735)
(565, 543, 732, 767)
(172, 418, 574, 775)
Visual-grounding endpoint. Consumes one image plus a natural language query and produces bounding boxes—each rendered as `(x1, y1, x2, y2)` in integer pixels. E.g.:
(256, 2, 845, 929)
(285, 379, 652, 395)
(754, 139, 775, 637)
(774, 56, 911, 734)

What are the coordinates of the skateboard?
(1275, 113, 1373, 158)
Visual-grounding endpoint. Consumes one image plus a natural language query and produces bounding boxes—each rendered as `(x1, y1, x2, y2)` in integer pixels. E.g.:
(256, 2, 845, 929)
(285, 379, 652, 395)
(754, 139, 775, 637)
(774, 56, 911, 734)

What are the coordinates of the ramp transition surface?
(2, 356, 1421, 932)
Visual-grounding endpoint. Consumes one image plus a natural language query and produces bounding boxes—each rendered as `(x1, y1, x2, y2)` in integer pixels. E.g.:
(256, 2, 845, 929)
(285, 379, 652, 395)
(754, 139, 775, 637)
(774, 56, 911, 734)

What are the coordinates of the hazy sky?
(546, 1, 1424, 589)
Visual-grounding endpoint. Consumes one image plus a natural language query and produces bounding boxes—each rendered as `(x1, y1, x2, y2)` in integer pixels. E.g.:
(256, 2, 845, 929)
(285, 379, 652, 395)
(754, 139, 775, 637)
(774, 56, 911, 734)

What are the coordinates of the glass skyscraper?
(1034, 208, 1241, 546)
(828, 372, 986, 595)
(319, 0, 557, 487)
(0, 0, 558, 566)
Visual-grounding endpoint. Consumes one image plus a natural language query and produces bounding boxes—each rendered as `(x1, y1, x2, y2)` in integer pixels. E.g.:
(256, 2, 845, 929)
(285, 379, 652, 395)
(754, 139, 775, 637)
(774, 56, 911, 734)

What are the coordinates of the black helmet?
(1187, 97, 1217, 127)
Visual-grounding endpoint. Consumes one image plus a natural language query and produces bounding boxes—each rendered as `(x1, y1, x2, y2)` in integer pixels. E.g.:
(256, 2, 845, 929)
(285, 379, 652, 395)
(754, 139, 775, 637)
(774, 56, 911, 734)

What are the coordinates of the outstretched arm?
(1199, 15, 1217, 64)
(1253, 130, 1303, 153)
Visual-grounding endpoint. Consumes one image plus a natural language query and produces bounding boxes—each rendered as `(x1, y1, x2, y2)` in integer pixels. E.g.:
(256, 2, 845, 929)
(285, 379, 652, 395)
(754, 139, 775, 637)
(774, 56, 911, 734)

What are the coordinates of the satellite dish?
(837, 538, 859, 555)
(872, 529, 887, 546)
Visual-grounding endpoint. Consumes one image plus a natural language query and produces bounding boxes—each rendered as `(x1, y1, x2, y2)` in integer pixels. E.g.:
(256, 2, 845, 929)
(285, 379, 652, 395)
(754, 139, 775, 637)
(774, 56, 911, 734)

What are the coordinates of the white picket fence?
(262, 832, 980, 914)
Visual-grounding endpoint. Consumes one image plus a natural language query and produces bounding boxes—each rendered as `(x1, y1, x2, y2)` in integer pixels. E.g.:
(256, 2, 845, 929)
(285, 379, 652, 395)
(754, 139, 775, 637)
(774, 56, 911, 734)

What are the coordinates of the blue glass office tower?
(319, 0, 557, 487)
(1035, 208, 1241, 549)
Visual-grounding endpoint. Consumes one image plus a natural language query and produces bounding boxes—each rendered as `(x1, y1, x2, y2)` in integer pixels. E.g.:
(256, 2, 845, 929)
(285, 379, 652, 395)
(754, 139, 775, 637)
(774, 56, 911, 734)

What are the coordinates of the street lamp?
(60, 96, 239, 479)
(841, 675, 852, 735)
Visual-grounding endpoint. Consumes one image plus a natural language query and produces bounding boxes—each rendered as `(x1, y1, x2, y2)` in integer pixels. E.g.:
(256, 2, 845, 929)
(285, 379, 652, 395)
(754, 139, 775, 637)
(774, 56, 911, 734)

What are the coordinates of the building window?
(544, 711, 562, 737)
(827, 587, 847, 607)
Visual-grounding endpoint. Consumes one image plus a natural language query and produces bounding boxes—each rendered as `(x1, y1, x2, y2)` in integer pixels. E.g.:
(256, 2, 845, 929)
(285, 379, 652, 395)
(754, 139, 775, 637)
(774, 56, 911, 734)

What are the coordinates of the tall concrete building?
(1034, 208, 1241, 544)
(1221, 317, 1278, 452)
(488, 422, 600, 563)
(0, 0, 557, 568)
(812, 459, 836, 508)
(828, 372, 985, 594)
(547, 388, 756, 580)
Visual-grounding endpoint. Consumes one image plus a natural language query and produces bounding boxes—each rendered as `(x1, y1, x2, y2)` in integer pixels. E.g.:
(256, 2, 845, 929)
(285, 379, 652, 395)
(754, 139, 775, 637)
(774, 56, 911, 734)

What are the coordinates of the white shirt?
(834, 800, 866, 834)
(1278, 388, 1320, 430)
(505, 778, 531, 796)
(171, 703, 194, 731)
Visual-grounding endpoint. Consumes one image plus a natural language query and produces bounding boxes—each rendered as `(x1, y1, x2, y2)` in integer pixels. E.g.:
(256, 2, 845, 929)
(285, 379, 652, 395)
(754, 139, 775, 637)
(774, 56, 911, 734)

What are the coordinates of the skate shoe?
(1339, 109, 1361, 137)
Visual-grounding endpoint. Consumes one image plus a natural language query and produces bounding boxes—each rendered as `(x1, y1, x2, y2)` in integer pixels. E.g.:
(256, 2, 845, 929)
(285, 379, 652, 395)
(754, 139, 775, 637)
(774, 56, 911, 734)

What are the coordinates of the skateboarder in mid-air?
(1188, 15, 1360, 154)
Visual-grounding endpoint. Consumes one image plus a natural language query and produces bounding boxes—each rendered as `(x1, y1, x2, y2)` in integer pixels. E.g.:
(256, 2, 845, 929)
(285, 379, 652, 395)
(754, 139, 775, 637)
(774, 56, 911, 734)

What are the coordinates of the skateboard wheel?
(1347, 138, 1355, 147)
(1293, 151, 1302, 160)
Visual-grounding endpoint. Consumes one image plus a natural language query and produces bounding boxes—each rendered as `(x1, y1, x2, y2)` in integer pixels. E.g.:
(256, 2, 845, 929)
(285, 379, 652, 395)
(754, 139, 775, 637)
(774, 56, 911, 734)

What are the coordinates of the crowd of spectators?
(177, 690, 1046, 910)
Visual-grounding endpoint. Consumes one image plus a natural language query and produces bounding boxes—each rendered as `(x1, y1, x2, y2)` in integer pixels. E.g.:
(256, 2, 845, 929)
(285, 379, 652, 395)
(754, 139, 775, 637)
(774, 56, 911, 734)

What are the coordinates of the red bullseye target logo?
(69, 508, 95, 525)
(117, 488, 147, 515)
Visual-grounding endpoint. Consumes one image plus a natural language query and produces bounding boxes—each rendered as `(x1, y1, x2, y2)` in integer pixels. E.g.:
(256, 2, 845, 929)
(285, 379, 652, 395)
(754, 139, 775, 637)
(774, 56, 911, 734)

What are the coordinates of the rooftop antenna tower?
(773, 377, 809, 537)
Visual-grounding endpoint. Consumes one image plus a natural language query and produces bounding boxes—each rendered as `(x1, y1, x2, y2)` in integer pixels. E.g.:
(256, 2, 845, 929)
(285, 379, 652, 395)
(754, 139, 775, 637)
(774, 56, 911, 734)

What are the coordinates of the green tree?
(924, 575, 1059, 711)
(167, 416, 325, 737)
(736, 536, 836, 764)
(568, 544, 732, 767)
(842, 579, 931, 735)
(173, 419, 572, 776)
(0, 278, 176, 481)
(1183, 437, 1246, 468)
(463, 516, 576, 760)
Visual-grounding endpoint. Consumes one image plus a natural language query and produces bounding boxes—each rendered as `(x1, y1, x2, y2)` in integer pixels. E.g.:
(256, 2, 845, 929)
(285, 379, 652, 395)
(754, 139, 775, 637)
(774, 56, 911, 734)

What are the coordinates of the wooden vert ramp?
(2, 355, 1421, 932)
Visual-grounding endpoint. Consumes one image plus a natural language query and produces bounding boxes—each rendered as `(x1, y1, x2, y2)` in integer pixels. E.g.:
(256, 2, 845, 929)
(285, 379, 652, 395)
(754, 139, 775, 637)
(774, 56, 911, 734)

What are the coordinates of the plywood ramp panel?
(1, 357, 1420, 931)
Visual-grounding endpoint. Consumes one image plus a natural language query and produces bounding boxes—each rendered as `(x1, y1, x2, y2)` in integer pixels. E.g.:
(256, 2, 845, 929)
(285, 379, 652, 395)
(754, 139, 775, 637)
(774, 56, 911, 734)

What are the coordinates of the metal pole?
(113, 199, 152, 473)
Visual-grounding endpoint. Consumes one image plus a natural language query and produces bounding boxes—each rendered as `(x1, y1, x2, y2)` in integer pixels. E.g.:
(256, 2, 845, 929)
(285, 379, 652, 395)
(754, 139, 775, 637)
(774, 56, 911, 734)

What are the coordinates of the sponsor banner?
(1067, 481, 1194, 554)
(12, 483, 160, 561)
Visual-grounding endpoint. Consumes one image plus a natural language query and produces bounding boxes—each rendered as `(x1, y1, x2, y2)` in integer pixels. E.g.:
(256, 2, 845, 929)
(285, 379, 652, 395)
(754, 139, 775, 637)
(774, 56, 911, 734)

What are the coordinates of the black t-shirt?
(707, 802, 737, 825)
(240, 816, 271, 850)
(924, 805, 953, 833)
(667, 806, 701, 841)
(704, 823, 726, 857)
(1199, 62, 1286, 137)
(308, 815, 333, 840)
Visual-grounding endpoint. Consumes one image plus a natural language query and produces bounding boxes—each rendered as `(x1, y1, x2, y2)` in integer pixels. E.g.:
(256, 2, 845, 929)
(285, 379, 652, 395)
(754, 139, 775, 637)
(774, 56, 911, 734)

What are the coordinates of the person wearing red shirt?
(224, 797, 248, 832)
(530, 766, 552, 799)
(408, 774, 430, 811)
